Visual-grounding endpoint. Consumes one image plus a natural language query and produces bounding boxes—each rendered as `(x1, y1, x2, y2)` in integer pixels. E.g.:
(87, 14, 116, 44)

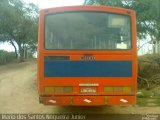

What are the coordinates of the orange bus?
(38, 5, 137, 106)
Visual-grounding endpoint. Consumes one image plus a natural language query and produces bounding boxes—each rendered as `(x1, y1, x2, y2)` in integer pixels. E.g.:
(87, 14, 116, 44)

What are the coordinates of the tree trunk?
(18, 43, 24, 62)
(153, 44, 156, 54)
(157, 41, 160, 54)
(24, 47, 28, 59)
(9, 41, 18, 59)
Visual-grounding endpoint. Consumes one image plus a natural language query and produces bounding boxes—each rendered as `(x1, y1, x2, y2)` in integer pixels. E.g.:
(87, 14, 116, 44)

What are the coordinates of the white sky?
(24, 0, 84, 8)
(0, 0, 84, 52)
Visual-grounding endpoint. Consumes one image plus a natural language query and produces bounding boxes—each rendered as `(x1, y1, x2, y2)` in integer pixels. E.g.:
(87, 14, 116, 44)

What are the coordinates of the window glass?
(45, 12, 131, 50)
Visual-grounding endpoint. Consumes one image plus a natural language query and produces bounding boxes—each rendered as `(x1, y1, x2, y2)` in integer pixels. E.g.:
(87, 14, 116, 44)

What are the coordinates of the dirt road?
(0, 60, 160, 114)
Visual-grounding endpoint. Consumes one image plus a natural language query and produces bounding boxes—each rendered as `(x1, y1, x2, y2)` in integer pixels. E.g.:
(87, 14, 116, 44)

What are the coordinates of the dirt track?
(0, 60, 160, 114)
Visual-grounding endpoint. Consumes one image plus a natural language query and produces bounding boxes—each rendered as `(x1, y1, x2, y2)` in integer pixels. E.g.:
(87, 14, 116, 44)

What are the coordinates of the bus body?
(38, 5, 137, 106)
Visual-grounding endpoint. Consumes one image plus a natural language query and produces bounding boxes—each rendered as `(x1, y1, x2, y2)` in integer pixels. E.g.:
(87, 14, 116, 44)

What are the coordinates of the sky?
(0, 0, 84, 52)
(25, 0, 84, 8)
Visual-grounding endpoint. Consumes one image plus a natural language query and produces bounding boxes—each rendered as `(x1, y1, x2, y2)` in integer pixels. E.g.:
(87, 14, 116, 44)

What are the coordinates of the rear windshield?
(45, 11, 131, 50)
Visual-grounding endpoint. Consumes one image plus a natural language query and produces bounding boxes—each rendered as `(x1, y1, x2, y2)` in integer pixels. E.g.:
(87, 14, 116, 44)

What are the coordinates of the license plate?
(80, 87, 97, 93)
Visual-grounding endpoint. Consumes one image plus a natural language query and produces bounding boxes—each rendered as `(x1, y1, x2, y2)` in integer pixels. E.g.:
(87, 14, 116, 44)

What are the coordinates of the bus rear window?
(44, 12, 131, 50)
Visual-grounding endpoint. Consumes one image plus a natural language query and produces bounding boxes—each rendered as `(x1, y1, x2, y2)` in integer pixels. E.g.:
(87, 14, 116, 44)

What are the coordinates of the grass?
(137, 98, 148, 106)
(155, 98, 160, 106)
(136, 89, 160, 107)
(137, 89, 152, 98)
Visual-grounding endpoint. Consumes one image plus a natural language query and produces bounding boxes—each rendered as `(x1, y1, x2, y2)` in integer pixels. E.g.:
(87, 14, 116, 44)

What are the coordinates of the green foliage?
(0, 0, 39, 61)
(84, 0, 123, 6)
(0, 50, 16, 65)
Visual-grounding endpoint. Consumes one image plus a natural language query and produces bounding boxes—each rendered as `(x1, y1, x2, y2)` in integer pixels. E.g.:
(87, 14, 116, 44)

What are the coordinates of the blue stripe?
(44, 61, 132, 77)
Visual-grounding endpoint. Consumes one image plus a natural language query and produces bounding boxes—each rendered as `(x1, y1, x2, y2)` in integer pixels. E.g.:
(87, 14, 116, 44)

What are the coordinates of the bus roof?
(39, 5, 135, 15)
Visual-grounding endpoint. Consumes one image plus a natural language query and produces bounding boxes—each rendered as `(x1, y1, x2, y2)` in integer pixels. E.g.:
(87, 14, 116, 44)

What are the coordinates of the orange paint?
(38, 5, 137, 106)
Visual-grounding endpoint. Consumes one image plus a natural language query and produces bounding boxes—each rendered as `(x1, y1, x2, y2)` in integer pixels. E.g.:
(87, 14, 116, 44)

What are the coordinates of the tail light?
(44, 86, 72, 94)
(104, 86, 133, 93)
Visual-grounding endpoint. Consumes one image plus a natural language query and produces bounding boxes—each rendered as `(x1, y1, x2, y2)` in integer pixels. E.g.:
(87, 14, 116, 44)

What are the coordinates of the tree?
(0, 0, 38, 61)
(0, 0, 19, 58)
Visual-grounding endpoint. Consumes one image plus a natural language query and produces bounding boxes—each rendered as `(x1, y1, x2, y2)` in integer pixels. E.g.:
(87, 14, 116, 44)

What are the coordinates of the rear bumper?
(39, 95, 136, 106)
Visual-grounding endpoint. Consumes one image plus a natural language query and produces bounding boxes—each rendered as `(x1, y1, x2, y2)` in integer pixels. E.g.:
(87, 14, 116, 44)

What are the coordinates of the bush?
(0, 50, 16, 65)
(138, 54, 160, 88)
(138, 54, 160, 79)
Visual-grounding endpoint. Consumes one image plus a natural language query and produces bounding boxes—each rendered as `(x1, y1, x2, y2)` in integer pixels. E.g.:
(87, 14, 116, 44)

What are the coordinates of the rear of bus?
(38, 6, 137, 106)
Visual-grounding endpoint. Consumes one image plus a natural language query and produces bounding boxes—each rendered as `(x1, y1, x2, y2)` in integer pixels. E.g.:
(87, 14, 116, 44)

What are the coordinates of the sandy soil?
(0, 60, 160, 114)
